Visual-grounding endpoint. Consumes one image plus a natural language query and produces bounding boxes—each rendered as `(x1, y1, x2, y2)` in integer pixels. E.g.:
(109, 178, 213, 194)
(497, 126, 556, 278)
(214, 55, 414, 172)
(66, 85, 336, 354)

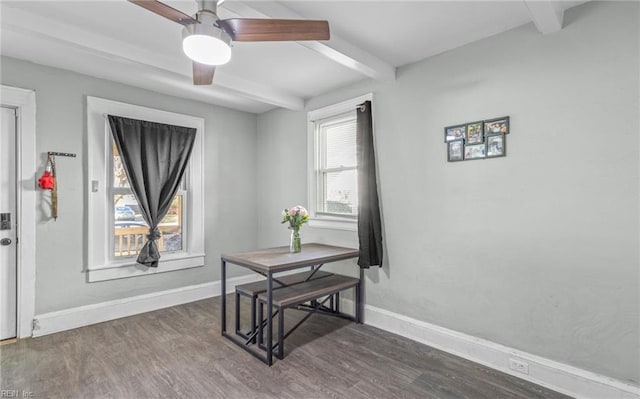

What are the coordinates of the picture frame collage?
(444, 116, 509, 162)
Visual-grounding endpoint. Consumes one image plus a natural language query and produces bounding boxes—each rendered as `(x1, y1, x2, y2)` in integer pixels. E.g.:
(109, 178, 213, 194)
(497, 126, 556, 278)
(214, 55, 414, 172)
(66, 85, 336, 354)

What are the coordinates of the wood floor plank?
(0, 296, 573, 399)
(0, 338, 17, 346)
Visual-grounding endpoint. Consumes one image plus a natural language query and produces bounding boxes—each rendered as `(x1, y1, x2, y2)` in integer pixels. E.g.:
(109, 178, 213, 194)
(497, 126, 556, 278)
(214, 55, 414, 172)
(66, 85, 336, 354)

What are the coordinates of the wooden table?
(220, 243, 360, 365)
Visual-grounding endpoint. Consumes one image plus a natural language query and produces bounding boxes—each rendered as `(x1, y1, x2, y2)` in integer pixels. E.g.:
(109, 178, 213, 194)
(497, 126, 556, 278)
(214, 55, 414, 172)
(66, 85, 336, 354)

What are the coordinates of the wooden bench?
(234, 270, 333, 341)
(256, 274, 361, 359)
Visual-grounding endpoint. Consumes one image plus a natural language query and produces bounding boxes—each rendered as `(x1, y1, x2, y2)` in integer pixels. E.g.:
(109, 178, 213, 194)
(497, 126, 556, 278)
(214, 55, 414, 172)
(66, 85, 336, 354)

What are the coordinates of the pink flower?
(288, 206, 308, 217)
(281, 205, 310, 228)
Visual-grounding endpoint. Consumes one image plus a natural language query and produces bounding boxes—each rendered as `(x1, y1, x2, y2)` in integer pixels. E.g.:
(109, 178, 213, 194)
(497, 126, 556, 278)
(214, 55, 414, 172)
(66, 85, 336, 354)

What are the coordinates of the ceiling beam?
(523, 1, 564, 34)
(221, 1, 396, 82)
(1, 4, 304, 111)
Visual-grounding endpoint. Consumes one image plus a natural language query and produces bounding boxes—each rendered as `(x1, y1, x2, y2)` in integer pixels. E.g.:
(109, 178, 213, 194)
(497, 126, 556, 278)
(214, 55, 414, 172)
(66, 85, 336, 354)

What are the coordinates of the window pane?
(323, 119, 356, 169)
(112, 141, 130, 188)
(113, 194, 184, 258)
(322, 169, 357, 216)
(160, 195, 183, 252)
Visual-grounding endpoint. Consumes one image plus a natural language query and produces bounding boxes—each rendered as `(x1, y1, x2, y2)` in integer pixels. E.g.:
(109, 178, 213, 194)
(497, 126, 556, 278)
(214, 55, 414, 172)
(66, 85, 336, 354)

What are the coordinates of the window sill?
(87, 253, 205, 282)
(309, 216, 357, 231)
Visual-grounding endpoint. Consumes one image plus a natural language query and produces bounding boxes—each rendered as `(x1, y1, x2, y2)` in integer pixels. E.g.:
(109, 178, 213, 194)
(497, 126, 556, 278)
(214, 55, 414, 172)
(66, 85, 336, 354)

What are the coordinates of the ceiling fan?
(129, 0, 330, 85)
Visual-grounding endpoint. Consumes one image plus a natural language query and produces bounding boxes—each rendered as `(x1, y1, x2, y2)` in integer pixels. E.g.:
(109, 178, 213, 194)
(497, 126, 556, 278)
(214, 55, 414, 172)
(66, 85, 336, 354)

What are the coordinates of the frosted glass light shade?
(183, 34, 231, 65)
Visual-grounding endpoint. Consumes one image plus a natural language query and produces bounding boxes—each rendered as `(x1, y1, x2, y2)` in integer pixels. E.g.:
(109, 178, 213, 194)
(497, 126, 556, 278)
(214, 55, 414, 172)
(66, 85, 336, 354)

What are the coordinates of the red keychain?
(38, 154, 58, 219)
(38, 163, 55, 190)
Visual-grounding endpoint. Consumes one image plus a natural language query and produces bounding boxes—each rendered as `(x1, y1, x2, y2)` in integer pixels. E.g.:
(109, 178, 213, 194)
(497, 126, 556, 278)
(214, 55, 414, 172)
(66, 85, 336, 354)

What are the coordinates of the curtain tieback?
(146, 228, 162, 241)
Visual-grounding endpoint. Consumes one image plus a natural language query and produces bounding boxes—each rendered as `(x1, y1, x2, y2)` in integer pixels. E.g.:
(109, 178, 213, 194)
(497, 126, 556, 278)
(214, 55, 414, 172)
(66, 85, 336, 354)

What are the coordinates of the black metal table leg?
(356, 268, 364, 324)
(278, 305, 285, 359)
(266, 271, 273, 366)
(221, 259, 227, 334)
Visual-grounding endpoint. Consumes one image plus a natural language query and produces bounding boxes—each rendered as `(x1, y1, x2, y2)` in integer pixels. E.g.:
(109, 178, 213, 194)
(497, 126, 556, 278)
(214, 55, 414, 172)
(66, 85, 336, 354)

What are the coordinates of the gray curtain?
(356, 101, 383, 268)
(108, 115, 196, 268)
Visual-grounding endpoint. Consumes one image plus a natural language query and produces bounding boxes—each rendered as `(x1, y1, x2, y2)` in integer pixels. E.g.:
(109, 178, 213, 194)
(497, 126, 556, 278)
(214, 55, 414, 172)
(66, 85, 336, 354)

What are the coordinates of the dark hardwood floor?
(1, 296, 572, 399)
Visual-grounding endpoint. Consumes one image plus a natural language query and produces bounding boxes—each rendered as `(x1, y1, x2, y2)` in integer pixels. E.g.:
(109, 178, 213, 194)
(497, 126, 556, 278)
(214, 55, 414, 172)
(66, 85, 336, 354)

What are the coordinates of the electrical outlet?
(508, 358, 529, 375)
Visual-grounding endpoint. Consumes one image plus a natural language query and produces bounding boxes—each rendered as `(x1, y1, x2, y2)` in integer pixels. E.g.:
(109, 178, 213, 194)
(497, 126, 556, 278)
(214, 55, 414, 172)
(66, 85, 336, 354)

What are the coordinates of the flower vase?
(290, 227, 301, 253)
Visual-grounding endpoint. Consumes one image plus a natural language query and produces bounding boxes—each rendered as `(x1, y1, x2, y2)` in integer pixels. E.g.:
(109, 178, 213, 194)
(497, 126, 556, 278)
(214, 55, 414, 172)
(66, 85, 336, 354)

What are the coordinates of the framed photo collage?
(444, 116, 509, 162)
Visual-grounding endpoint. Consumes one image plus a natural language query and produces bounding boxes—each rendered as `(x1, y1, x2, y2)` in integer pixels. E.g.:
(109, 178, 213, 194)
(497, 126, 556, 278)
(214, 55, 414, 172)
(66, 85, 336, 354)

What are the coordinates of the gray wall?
(256, 2, 639, 384)
(1, 56, 258, 314)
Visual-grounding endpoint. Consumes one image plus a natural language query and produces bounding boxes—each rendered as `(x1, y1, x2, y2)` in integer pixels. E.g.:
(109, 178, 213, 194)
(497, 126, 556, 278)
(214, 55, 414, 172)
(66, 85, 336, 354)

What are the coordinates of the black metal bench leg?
(250, 296, 257, 343)
(335, 292, 340, 313)
(278, 306, 284, 359)
(257, 301, 264, 346)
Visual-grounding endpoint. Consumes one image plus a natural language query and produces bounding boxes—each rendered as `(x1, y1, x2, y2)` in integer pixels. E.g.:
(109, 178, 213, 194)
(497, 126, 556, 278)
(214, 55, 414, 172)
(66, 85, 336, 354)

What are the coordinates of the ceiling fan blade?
(193, 62, 215, 85)
(129, 0, 198, 26)
(218, 19, 330, 42)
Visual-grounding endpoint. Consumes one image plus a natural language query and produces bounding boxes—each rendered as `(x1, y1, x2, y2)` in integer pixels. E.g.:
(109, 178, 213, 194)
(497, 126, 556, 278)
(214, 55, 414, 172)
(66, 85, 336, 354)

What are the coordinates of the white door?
(0, 106, 17, 340)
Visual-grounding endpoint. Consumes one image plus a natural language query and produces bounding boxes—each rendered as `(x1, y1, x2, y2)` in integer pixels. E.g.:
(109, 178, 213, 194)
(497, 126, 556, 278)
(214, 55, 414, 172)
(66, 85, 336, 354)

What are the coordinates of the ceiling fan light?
(182, 17, 232, 66)
(183, 34, 231, 65)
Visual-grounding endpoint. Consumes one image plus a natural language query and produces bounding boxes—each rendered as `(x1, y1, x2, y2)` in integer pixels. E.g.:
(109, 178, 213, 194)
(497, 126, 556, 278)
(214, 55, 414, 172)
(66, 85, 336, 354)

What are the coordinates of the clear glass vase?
(290, 227, 301, 253)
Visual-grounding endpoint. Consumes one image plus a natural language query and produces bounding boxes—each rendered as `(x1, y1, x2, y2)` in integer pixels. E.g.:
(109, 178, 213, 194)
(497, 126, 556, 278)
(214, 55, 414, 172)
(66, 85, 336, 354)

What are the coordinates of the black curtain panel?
(356, 101, 383, 268)
(108, 115, 196, 268)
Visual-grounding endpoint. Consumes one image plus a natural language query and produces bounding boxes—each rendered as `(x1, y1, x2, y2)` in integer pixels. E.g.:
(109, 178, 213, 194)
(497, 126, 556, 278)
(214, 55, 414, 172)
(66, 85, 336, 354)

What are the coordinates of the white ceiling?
(0, 0, 585, 114)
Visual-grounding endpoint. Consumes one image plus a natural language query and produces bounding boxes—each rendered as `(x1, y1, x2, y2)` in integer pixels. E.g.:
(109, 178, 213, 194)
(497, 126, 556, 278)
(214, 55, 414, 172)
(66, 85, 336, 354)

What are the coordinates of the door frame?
(1, 85, 36, 338)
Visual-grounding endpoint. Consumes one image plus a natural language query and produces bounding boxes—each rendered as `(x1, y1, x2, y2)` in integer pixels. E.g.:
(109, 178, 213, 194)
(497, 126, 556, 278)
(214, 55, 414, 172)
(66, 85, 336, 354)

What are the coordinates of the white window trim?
(87, 97, 205, 282)
(307, 93, 372, 231)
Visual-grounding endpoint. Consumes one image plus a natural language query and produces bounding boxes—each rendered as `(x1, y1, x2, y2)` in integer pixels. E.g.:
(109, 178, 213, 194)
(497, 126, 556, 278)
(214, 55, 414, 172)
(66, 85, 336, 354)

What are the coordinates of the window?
(87, 97, 205, 282)
(111, 142, 185, 258)
(307, 93, 372, 231)
(316, 112, 358, 217)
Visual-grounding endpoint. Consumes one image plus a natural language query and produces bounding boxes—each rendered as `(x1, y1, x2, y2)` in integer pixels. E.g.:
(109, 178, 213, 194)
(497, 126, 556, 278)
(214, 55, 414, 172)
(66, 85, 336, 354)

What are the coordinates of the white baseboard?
(355, 301, 640, 399)
(32, 274, 262, 337)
